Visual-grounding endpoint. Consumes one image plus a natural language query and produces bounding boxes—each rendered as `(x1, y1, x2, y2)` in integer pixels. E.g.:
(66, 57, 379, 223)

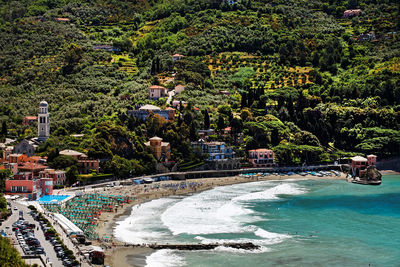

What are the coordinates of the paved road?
(0, 201, 63, 267)
(166, 89, 175, 105)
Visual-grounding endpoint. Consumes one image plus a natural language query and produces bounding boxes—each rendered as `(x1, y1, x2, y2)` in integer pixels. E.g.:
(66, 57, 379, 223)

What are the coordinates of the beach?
(83, 173, 347, 267)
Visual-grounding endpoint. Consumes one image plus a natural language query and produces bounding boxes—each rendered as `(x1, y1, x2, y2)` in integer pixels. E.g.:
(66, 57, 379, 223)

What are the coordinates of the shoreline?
(98, 173, 346, 266)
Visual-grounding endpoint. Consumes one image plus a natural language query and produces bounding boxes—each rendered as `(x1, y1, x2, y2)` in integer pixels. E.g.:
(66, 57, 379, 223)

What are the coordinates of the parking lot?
(1, 202, 66, 267)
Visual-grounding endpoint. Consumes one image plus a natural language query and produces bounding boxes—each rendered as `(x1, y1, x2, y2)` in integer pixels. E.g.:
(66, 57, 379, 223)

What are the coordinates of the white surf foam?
(114, 198, 179, 243)
(161, 182, 306, 236)
(145, 249, 185, 267)
(233, 183, 306, 202)
(161, 187, 253, 235)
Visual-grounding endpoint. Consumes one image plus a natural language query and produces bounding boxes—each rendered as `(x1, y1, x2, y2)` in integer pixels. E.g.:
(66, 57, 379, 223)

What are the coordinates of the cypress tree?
(241, 92, 247, 108)
(204, 109, 210, 129)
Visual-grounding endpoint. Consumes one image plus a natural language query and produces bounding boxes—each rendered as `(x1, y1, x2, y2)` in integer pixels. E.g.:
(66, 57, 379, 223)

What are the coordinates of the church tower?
(38, 100, 50, 141)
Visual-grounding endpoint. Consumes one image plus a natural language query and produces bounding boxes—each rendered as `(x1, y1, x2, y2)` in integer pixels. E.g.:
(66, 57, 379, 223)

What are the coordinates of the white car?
(13, 207, 18, 211)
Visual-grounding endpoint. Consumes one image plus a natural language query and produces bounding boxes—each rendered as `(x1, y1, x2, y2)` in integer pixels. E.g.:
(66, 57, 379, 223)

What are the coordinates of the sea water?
(114, 175, 400, 267)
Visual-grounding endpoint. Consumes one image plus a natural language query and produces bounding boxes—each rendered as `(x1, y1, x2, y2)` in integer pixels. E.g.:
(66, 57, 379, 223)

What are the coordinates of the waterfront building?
(191, 140, 235, 161)
(248, 149, 275, 167)
(351, 155, 377, 177)
(39, 169, 66, 185)
(5, 174, 53, 200)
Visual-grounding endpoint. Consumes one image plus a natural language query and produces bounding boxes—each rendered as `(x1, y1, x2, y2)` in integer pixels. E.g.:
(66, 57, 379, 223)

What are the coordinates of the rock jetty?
(146, 242, 260, 251)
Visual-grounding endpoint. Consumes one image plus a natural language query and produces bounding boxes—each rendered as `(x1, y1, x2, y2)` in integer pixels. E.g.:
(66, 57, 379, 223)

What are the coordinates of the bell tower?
(38, 100, 50, 141)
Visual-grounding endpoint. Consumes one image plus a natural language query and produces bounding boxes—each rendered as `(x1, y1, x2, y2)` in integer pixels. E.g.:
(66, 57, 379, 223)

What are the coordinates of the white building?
(38, 100, 50, 141)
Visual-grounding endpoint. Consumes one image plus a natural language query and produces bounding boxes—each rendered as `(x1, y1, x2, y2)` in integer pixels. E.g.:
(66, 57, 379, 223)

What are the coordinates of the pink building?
(5, 175, 53, 200)
(343, 9, 361, 18)
(248, 149, 275, 167)
(39, 169, 66, 185)
(351, 155, 377, 177)
(367, 155, 377, 166)
(172, 54, 184, 61)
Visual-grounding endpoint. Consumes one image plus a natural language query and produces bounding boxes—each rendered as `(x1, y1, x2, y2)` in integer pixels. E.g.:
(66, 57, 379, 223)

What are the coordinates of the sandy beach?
(87, 173, 347, 267)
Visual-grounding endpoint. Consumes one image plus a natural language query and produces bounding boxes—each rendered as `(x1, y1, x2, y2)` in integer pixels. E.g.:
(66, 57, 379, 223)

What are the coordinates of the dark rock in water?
(350, 165, 382, 185)
(362, 166, 382, 181)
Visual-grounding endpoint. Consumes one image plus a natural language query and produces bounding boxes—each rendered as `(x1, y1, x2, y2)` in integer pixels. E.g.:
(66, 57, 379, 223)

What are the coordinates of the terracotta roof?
(29, 156, 43, 160)
(248, 149, 273, 152)
(172, 54, 184, 57)
(165, 107, 175, 110)
(24, 116, 37, 120)
(18, 162, 47, 171)
(55, 18, 70, 21)
(149, 136, 162, 141)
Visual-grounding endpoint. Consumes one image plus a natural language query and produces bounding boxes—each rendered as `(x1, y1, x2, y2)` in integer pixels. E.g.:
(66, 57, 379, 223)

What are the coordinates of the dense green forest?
(1, 0, 400, 178)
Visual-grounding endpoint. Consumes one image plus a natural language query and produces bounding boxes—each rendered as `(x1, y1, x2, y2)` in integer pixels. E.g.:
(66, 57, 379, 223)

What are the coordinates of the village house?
(191, 140, 235, 161)
(22, 116, 37, 126)
(128, 104, 175, 121)
(8, 154, 28, 164)
(172, 100, 186, 109)
(220, 90, 230, 96)
(39, 169, 66, 185)
(197, 129, 216, 140)
(357, 31, 376, 41)
(149, 85, 167, 100)
(1, 162, 18, 175)
(17, 162, 48, 176)
(351, 155, 377, 177)
(55, 17, 70, 22)
(248, 149, 275, 167)
(343, 9, 361, 18)
(172, 54, 184, 61)
(174, 84, 186, 94)
(5, 174, 53, 200)
(192, 140, 240, 170)
(145, 137, 171, 162)
(59, 149, 100, 174)
(93, 45, 121, 52)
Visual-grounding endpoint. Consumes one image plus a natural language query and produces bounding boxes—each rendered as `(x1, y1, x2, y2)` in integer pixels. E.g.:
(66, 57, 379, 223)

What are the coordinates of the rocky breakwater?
(350, 166, 382, 185)
(147, 242, 260, 251)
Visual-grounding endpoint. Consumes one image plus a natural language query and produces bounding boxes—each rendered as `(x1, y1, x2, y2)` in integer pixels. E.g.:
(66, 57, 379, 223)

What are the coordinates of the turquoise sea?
(114, 175, 400, 267)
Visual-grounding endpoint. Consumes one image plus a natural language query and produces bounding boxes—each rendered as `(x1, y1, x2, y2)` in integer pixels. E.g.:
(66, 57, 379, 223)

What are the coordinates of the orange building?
(145, 137, 171, 161)
(8, 154, 28, 164)
(22, 116, 37, 126)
